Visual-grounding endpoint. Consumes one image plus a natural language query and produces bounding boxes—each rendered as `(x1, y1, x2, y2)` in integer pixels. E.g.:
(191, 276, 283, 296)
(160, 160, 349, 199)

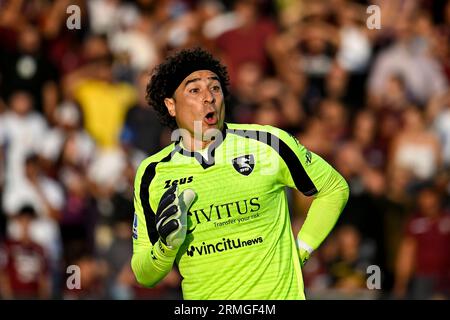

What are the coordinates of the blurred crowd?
(0, 0, 449, 300)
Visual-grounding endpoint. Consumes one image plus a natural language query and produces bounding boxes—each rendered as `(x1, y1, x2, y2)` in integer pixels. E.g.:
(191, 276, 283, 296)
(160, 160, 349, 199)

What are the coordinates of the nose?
(203, 88, 215, 105)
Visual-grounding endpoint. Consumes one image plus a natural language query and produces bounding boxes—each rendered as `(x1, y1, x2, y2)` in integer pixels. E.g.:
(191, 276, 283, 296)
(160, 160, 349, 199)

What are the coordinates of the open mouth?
(204, 111, 217, 125)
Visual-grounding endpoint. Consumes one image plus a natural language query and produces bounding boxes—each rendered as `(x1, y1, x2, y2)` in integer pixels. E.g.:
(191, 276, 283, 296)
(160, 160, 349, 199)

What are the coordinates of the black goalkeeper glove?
(155, 184, 196, 249)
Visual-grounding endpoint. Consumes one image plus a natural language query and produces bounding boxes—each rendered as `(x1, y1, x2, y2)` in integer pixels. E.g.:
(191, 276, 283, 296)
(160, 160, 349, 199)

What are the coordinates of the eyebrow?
(184, 76, 220, 87)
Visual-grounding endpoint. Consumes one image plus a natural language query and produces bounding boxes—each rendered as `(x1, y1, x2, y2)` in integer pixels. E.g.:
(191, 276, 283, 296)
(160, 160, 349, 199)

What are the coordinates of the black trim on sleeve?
(139, 150, 178, 245)
(228, 129, 318, 196)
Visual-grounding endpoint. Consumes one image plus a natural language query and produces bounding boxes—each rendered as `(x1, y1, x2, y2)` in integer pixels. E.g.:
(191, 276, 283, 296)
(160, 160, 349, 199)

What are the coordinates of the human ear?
(164, 97, 176, 117)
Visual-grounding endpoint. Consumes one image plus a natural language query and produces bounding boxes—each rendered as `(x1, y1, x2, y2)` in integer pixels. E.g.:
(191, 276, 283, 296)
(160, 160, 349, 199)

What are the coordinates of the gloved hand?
(155, 184, 196, 249)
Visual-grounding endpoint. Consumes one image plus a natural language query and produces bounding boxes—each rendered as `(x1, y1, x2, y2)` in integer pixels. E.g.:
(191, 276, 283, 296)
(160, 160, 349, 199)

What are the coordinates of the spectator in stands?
(317, 99, 349, 147)
(3, 153, 64, 297)
(226, 61, 263, 123)
(63, 253, 107, 299)
(298, 116, 334, 161)
(381, 166, 414, 293)
(0, 205, 50, 299)
(102, 214, 134, 300)
(40, 101, 96, 176)
(0, 25, 58, 120)
(121, 72, 166, 156)
(351, 109, 385, 170)
(41, 0, 88, 77)
(368, 14, 448, 106)
(63, 35, 137, 200)
(0, 91, 47, 190)
(215, 0, 277, 87)
(328, 225, 375, 296)
(59, 167, 97, 270)
(63, 35, 137, 150)
(394, 185, 450, 299)
(389, 107, 442, 185)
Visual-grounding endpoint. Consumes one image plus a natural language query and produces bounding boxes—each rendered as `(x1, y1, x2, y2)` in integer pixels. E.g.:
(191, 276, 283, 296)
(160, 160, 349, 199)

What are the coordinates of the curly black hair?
(146, 47, 230, 130)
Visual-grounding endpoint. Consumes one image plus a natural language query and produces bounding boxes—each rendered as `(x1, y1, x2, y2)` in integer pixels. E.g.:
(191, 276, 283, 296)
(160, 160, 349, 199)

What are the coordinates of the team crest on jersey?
(232, 154, 254, 176)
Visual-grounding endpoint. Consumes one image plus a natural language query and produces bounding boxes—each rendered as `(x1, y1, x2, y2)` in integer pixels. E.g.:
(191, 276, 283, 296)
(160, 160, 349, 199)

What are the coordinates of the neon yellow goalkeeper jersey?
(132, 123, 344, 300)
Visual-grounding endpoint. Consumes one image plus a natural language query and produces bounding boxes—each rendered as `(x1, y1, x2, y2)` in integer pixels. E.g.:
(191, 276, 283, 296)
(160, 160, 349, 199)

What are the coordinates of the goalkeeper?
(131, 48, 349, 299)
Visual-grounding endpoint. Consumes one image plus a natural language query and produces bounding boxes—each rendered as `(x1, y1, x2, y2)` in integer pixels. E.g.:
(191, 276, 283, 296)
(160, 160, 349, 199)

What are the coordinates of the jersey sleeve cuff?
(296, 239, 314, 254)
(155, 239, 179, 258)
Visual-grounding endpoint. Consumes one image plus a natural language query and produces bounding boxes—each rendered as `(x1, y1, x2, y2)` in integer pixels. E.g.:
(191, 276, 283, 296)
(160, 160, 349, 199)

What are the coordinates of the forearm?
(131, 239, 179, 288)
(297, 167, 349, 251)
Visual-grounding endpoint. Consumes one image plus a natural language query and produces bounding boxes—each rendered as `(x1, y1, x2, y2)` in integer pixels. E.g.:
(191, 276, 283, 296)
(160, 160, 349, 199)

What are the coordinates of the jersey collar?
(174, 123, 228, 169)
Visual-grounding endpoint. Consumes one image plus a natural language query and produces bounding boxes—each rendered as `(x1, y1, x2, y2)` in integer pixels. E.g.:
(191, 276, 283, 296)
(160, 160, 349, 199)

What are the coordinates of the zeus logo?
(164, 176, 193, 189)
(187, 197, 260, 233)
